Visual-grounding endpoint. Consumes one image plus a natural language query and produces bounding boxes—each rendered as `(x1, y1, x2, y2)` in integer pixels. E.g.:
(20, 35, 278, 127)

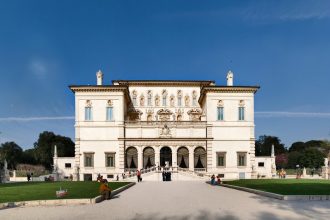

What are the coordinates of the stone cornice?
(68, 85, 132, 105)
(112, 80, 215, 87)
(199, 86, 260, 104)
(69, 85, 128, 93)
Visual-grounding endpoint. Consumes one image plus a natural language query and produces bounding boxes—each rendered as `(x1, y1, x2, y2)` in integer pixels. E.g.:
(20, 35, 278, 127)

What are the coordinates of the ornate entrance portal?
(143, 147, 155, 168)
(125, 147, 138, 169)
(194, 147, 206, 169)
(160, 146, 172, 167)
(177, 147, 189, 168)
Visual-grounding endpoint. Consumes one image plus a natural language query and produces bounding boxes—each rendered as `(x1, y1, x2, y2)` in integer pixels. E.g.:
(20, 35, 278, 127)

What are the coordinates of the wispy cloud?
(29, 60, 48, 79)
(244, 1, 330, 23)
(256, 111, 330, 118)
(0, 116, 74, 122)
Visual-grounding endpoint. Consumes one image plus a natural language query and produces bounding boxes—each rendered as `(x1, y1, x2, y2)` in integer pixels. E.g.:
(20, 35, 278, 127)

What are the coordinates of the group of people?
(210, 174, 222, 185)
(278, 168, 287, 179)
(162, 171, 171, 181)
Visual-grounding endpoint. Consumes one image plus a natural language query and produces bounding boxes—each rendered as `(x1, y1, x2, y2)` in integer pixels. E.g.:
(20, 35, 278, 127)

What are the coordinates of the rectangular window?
(239, 107, 245, 121)
(65, 163, 71, 168)
(258, 162, 264, 167)
(217, 107, 224, 121)
(178, 97, 182, 106)
(216, 152, 226, 167)
(133, 97, 137, 106)
(106, 107, 113, 121)
(84, 153, 94, 167)
(237, 152, 246, 166)
(85, 107, 92, 121)
(105, 153, 115, 167)
(148, 97, 152, 106)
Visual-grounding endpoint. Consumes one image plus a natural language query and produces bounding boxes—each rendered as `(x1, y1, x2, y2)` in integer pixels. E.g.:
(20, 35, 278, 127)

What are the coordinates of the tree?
(20, 149, 37, 165)
(289, 142, 306, 152)
(287, 151, 304, 169)
(275, 153, 288, 169)
(255, 135, 287, 156)
(299, 148, 325, 169)
(34, 131, 75, 170)
(0, 142, 23, 169)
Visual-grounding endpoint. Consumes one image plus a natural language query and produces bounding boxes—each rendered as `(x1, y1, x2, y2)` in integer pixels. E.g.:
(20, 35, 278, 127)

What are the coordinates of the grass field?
(0, 181, 130, 203)
(224, 179, 330, 195)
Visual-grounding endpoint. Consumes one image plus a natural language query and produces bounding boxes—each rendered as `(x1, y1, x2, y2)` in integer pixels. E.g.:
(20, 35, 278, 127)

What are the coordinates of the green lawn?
(224, 179, 330, 195)
(0, 181, 130, 203)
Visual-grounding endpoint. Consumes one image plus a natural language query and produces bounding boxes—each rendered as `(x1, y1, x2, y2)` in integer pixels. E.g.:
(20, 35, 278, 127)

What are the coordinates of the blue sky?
(0, 0, 329, 149)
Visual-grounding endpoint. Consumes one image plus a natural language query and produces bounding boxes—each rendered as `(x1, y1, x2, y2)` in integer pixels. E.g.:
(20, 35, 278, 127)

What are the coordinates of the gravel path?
(1, 181, 330, 220)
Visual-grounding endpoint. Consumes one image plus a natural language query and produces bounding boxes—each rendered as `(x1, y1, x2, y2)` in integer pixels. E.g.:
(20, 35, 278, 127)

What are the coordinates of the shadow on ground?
(128, 210, 301, 220)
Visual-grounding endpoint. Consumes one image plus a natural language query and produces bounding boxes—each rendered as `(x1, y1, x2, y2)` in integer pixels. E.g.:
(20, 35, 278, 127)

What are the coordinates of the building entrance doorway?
(177, 147, 189, 168)
(160, 146, 172, 167)
(143, 147, 155, 168)
(125, 147, 138, 169)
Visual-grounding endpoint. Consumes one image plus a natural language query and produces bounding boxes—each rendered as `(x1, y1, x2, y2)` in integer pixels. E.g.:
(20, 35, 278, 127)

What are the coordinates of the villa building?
(55, 70, 276, 181)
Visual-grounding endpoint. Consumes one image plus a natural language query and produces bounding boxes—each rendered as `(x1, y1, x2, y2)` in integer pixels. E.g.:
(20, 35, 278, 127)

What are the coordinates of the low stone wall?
(0, 182, 135, 209)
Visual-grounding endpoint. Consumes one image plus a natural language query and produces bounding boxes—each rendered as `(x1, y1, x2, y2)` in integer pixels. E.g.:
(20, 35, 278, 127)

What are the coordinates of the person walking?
(137, 170, 141, 182)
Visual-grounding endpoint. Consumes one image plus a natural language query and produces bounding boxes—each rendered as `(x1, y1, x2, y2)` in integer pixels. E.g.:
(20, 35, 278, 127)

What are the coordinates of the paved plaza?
(1, 178, 330, 220)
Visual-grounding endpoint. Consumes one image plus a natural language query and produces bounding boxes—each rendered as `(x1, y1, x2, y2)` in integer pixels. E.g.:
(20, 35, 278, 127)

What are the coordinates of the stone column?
(138, 146, 143, 170)
(189, 146, 195, 171)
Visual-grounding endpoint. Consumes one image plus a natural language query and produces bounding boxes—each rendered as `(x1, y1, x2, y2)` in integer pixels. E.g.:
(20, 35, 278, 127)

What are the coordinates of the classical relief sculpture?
(155, 95, 160, 106)
(170, 95, 175, 107)
(187, 108, 202, 121)
(86, 100, 92, 107)
(107, 100, 113, 106)
(157, 109, 172, 121)
(184, 95, 190, 107)
(140, 95, 145, 106)
(160, 124, 171, 137)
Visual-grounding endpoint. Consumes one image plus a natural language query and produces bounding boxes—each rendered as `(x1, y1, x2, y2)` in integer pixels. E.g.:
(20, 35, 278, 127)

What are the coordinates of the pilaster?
(189, 146, 194, 171)
(172, 146, 177, 167)
(138, 146, 143, 170)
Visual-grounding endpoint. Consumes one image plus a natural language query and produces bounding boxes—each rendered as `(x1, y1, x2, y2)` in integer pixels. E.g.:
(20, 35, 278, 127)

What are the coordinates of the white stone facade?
(60, 71, 275, 181)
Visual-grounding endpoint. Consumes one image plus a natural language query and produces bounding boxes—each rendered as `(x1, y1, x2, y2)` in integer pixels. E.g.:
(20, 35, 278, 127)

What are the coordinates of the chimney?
(96, 70, 103, 85)
(226, 70, 234, 86)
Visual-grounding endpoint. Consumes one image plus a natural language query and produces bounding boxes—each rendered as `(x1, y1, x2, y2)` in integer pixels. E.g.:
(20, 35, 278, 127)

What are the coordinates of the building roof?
(198, 85, 260, 103)
(111, 80, 215, 87)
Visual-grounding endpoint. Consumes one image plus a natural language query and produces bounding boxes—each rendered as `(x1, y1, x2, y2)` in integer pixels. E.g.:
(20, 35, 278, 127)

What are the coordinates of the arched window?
(177, 90, 182, 106)
(162, 90, 167, 106)
(147, 90, 152, 106)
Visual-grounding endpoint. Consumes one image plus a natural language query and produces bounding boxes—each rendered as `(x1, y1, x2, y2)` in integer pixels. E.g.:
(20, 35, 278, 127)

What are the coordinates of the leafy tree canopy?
(299, 148, 326, 169)
(255, 135, 287, 156)
(289, 140, 330, 155)
(33, 131, 74, 170)
(0, 142, 23, 169)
